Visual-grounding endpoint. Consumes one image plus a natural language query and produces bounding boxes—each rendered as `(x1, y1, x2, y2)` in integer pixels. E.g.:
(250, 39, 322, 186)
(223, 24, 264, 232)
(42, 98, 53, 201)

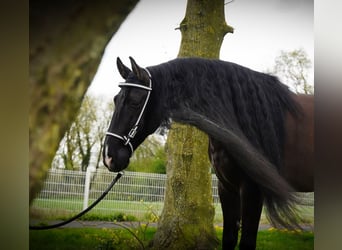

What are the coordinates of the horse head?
(103, 57, 160, 172)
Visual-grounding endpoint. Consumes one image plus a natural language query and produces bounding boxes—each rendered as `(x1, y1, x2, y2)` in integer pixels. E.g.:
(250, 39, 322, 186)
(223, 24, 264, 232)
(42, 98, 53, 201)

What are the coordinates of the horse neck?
(148, 58, 298, 167)
(149, 60, 228, 122)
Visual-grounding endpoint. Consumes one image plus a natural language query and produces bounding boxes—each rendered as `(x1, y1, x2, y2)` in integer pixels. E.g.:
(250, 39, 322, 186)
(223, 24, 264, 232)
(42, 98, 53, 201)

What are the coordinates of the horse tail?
(172, 108, 301, 229)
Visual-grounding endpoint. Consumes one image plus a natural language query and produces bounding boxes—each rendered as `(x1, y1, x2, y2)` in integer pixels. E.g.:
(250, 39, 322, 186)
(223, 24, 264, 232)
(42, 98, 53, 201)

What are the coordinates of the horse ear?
(129, 56, 150, 84)
(116, 57, 131, 80)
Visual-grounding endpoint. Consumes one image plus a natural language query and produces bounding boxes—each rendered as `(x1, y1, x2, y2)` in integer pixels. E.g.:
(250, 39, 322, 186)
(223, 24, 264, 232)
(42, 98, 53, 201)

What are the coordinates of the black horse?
(103, 57, 314, 250)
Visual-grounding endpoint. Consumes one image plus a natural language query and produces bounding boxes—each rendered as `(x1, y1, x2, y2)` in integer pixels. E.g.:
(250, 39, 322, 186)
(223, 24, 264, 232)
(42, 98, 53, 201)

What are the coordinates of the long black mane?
(149, 58, 300, 167)
(147, 58, 302, 228)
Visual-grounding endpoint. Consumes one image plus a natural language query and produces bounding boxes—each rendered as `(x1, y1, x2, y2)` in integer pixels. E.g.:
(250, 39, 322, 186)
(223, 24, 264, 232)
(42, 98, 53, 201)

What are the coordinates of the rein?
(106, 68, 152, 155)
(29, 171, 123, 230)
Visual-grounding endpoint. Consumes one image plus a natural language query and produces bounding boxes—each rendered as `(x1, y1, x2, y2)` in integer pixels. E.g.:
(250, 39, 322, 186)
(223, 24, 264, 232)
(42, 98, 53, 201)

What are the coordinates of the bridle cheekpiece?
(105, 68, 152, 155)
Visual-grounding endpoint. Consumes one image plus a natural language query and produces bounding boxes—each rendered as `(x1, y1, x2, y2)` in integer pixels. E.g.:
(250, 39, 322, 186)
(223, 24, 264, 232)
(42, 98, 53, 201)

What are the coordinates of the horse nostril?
(104, 156, 112, 168)
(103, 144, 113, 168)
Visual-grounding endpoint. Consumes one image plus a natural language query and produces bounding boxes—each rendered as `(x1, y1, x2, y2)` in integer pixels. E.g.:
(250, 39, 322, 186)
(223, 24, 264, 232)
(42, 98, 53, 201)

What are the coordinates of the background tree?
(93, 98, 116, 170)
(29, 0, 138, 203)
(152, 0, 233, 249)
(127, 134, 167, 173)
(272, 48, 314, 94)
(60, 130, 78, 170)
(75, 96, 97, 171)
(52, 96, 113, 171)
(52, 96, 166, 173)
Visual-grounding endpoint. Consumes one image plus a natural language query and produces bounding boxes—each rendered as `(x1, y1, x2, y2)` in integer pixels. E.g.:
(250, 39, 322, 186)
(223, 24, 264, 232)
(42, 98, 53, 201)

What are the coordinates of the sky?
(86, 0, 314, 100)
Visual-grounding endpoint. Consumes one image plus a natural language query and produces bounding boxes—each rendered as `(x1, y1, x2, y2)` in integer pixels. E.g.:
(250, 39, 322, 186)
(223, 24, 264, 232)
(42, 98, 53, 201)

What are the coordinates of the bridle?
(105, 68, 152, 155)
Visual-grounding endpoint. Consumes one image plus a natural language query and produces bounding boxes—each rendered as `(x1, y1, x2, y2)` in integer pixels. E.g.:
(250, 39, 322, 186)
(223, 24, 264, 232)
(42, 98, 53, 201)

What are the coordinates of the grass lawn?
(31, 198, 314, 249)
(31, 198, 314, 225)
(30, 227, 314, 250)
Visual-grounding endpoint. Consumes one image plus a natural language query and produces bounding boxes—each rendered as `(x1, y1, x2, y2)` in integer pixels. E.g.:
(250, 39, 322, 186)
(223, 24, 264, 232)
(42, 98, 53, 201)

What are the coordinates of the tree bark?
(29, 0, 138, 203)
(151, 0, 233, 249)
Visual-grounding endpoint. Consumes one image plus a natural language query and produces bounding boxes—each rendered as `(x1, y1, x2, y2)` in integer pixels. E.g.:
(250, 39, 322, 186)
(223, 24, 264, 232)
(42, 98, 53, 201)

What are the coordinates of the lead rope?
(29, 172, 124, 230)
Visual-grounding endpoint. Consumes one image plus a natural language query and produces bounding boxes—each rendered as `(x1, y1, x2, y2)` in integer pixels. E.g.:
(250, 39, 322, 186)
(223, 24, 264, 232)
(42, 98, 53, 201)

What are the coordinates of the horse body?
(282, 94, 314, 192)
(103, 57, 314, 250)
(208, 94, 314, 249)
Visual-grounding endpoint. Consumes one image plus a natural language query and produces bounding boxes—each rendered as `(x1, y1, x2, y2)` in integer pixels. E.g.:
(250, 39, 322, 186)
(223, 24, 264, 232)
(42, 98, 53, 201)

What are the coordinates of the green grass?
(30, 227, 149, 250)
(31, 199, 164, 214)
(30, 199, 164, 222)
(30, 227, 314, 250)
(31, 198, 314, 225)
(256, 230, 314, 250)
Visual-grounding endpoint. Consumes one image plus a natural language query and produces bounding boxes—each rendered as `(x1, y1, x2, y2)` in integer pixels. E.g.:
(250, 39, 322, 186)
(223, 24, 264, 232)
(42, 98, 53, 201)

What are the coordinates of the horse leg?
(218, 180, 241, 250)
(209, 139, 242, 249)
(239, 180, 263, 250)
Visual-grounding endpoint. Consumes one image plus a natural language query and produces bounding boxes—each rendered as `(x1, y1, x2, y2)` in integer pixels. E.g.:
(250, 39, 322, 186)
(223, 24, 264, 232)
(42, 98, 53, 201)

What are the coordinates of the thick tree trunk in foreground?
(29, 0, 138, 203)
(151, 0, 233, 249)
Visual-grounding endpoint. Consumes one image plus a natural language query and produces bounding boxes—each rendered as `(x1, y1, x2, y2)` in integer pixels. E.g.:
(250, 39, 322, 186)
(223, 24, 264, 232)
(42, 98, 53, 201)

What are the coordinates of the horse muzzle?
(103, 145, 130, 172)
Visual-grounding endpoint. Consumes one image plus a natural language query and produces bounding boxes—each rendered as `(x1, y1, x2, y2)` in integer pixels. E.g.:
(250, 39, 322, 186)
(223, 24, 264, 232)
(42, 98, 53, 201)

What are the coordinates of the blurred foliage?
(53, 96, 166, 173)
(271, 48, 314, 94)
(52, 96, 113, 171)
(127, 137, 167, 174)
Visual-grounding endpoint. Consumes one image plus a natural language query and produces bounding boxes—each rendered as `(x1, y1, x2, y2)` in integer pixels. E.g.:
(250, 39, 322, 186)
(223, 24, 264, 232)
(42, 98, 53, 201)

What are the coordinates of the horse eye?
(128, 90, 144, 106)
(128, 97, 142, 107)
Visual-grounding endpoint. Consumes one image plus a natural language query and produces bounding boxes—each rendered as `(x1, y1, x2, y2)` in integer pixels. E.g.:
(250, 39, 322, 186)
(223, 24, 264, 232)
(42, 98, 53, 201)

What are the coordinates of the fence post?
(83, 166, 96, 210)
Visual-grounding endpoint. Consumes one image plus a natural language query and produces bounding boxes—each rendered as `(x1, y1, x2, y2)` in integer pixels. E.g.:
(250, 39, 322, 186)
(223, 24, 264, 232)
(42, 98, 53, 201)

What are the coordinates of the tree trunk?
(29, 0, 138, 203)
(151, 0, 233, 249)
